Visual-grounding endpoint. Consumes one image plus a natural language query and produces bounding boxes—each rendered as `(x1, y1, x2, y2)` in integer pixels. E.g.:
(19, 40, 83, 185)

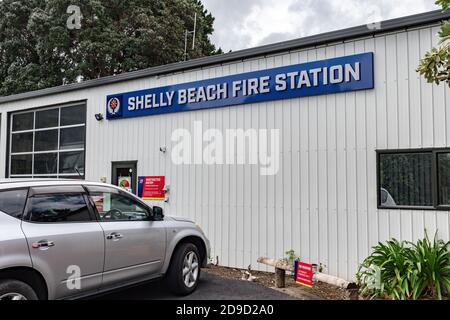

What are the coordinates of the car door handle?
(32, 240, 55, 250)
(106, 233, 123, 240)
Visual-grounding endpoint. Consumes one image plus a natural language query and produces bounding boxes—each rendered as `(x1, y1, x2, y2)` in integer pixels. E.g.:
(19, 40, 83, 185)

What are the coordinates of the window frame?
(85, 185, 153, 222)
(6, 101, 87, 179)
(377, 148, 450, 211)
(23, 186, 96, 223)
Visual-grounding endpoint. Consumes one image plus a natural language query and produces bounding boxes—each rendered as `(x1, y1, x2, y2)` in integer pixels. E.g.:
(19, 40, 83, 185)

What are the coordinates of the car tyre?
(0, 279, 38, 300)
(166, 242, 201, 295)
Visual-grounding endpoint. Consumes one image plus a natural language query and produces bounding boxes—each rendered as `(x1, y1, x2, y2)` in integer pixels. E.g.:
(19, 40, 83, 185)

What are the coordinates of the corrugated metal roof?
(0, 9, 449, 104)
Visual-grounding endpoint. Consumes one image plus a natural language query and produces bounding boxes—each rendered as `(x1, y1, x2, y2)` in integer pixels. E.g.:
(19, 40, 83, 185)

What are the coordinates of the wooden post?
(275, 268, 286, 288)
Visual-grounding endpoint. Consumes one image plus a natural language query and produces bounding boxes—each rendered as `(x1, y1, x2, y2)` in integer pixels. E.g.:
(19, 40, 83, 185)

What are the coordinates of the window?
(379, 152, 433, 207)
(437, 152, 450, 206)
(12, 113, 33, 131)
(88, 187, 149, 222)
(378, 149, 450, 209)
(35, 130, 58, 151)
(11, 155, 32, 175)
(36, 109, 59, 129)
(28, 193, 91, 223)
(0, 189, 28, 218)
(8, 103, 86, 179)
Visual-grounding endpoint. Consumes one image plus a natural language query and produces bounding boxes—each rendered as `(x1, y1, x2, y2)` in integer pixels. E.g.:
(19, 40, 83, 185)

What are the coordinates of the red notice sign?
(140, 176, 165, 200)
(296, 262, 313, 288)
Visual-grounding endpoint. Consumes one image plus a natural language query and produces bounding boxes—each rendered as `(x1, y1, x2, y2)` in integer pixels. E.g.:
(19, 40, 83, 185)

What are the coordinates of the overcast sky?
(201, 0, 439, 52)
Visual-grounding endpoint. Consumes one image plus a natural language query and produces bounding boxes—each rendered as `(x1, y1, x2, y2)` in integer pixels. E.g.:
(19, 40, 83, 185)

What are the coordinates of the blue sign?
(106, 52, 374, 120)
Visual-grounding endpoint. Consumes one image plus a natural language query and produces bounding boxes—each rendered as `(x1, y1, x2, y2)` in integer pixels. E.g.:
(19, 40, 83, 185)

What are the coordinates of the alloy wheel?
(182, 251, 199, 288)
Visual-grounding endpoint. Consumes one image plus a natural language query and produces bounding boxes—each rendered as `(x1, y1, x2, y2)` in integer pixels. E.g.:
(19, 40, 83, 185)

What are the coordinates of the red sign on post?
(139, 176, 165, 200)
(296, 262, 313, 288)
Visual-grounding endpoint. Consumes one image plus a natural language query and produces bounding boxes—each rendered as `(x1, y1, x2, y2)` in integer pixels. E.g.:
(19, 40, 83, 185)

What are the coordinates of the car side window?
(89, 189, 149, 222)
(0, 189, 28, 219)
(28, 193, 92, 223)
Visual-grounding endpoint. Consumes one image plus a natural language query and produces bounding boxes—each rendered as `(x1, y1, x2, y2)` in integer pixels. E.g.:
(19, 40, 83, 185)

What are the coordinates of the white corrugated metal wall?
(0, 23, 449, 280)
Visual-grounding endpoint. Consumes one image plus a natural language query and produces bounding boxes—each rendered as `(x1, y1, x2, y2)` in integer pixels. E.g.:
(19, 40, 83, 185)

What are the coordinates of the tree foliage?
(0, 0, 221, 96)
(417, 0, 450, 86)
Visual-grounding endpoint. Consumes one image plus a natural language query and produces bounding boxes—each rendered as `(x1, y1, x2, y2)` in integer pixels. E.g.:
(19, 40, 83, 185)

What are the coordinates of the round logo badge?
(107, 97, 121, 115)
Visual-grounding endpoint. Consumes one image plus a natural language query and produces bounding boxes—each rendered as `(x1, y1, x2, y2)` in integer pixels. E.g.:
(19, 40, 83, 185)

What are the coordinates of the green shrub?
(357, 239, 414, 299)
(357, 233, 450, 300)
(408, 234, 450, 300)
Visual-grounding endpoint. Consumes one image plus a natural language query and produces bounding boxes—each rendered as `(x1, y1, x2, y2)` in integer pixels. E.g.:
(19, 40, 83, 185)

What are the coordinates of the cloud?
(258, 32, 296, 46)
(202, 0, 265, 51)
(202, 0, 438, 51)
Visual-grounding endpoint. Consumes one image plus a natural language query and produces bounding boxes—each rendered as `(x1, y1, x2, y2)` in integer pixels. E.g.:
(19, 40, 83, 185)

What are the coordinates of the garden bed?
(204, 265, 350, 300)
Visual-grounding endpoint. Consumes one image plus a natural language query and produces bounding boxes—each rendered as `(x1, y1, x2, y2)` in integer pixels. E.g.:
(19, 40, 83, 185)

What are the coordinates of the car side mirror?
(152, 206, 164, 221)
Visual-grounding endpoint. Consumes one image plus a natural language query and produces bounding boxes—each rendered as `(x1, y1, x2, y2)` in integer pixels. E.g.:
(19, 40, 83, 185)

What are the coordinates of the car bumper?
(202, 237, 211, 268)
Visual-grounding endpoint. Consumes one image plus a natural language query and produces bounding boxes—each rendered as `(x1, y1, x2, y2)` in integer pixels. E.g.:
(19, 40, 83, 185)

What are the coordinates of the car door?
(85, 185, 166, 287)
(21, 185, 105, 299)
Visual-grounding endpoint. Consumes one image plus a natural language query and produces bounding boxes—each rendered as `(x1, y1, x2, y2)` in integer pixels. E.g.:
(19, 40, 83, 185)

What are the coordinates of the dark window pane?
(35, 109, 59, 129)
(29, 194, 91, 223)
(60, 127, 85, 150)
(34, 153, 57, 174)
(0, 189, 28, 218)
(35, 130, 58, 151)
(379, 153, 433, 207)
(61, 105, 86, 126)
(59, 151, 84, 174)
(438, 153, 450, 206)
(12, 113, 34, 131)
(11, 155, 32, 175)
(11, 132, 33, 153)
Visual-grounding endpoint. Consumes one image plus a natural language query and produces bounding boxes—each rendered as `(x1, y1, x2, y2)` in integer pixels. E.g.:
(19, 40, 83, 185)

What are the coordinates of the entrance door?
(112, 161, 137, 194)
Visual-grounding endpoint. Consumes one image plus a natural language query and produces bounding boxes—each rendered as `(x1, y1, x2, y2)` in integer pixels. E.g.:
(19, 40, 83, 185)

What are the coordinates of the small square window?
(35, 130, 58, 152)
(11, 155, 32, 175)
(11, 132, 33, 153)
(59, 151, 85, 174)
(61, 105, 86, 126)
(34, 153, 58, 174)
(60, 127, 85, 150)
(36, 109, 59, 129)
(12, 113, 34, 131)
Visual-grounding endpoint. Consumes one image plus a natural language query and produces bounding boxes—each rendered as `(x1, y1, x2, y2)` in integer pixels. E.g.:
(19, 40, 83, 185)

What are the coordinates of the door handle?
(32, 240, 55, 250)
(106, 233, 124, 240)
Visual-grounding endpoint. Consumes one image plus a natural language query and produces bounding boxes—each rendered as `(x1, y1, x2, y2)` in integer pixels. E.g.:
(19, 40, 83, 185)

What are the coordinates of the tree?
(0, 0, 222, 96)
(417, 0, 450, 86)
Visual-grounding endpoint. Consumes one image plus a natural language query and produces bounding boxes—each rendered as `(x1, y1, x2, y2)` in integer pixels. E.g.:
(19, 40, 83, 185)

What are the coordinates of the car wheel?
(0, 279, 38, 300)
(166, 242, 201, 295)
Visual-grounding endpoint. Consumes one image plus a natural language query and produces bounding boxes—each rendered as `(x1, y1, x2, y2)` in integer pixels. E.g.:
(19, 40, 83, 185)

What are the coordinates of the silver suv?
(0, 179, 210, 300)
